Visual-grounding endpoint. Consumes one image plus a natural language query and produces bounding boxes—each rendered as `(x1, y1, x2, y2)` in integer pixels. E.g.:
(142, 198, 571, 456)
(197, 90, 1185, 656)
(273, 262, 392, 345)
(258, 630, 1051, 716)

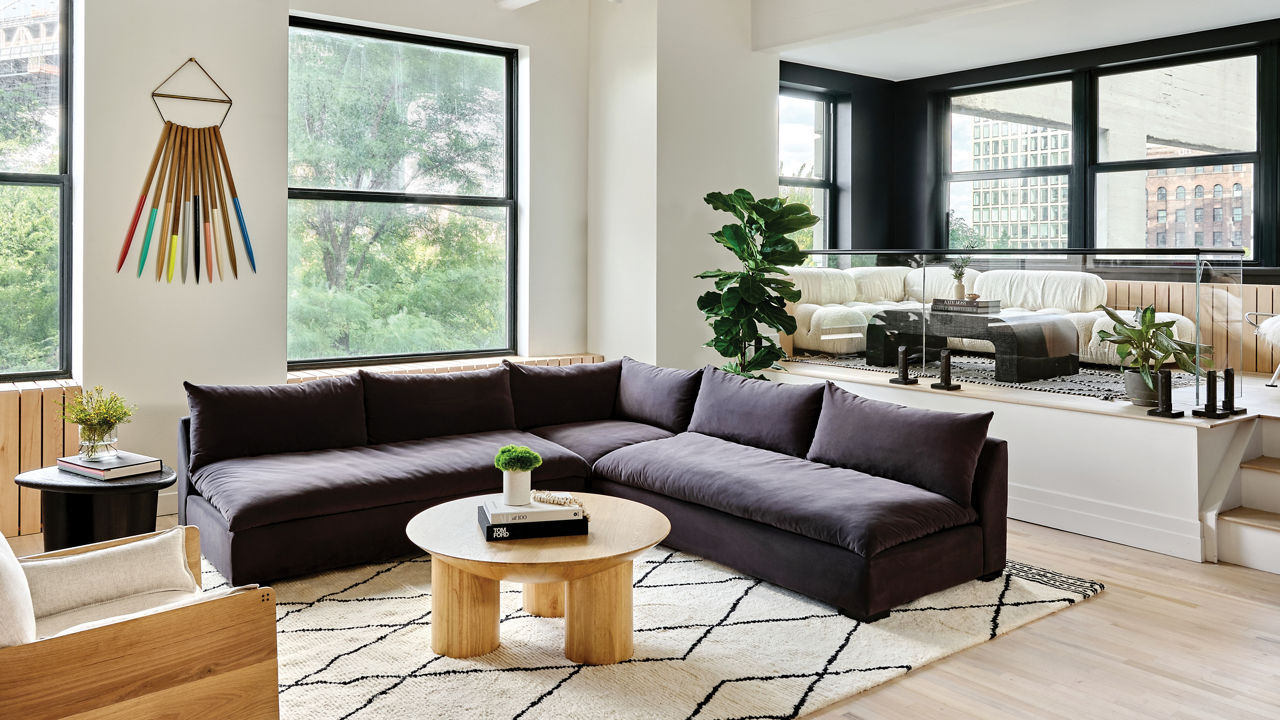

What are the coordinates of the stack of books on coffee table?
(931, 298, 1001, 314)
(477, 496, 588, 542)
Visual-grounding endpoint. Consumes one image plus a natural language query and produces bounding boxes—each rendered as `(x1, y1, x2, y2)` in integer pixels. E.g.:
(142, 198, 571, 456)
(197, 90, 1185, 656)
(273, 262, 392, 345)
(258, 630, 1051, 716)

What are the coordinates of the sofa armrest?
(0, 586, 278, 719)
(24, 526, 202, 590)
(972, 437, 1008, 577)
(178, 416, 194, 524)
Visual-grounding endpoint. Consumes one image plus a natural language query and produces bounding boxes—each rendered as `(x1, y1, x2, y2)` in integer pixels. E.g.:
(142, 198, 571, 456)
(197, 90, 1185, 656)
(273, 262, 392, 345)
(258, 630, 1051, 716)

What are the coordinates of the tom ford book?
(477, 506, 588, 542)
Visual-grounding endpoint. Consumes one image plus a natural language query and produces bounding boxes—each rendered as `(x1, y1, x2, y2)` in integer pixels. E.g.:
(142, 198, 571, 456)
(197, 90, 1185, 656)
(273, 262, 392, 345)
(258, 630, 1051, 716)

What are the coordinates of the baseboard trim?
(1009, 485, 1203, 561)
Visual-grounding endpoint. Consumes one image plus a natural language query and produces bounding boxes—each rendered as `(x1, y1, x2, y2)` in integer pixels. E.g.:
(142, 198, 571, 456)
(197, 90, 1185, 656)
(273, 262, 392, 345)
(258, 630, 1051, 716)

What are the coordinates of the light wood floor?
(8, 517, 1279, 718)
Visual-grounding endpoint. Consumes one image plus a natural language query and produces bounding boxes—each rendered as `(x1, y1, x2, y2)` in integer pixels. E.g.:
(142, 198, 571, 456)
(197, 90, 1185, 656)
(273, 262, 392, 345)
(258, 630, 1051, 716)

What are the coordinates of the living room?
(1, 1, 1278, 718)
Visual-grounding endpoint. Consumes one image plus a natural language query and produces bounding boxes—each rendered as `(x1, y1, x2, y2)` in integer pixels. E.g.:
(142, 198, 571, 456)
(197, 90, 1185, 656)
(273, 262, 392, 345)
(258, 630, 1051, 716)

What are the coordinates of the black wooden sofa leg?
(978, 570, 1003, 582)
(840, 608, 890, 623)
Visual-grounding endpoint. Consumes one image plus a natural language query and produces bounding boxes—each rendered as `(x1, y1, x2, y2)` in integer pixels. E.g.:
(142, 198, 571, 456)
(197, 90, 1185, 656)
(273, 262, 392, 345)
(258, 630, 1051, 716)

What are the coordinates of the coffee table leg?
(431, 558, 500, 658)
(524, 582, 565, 617)
(565, 561, 633, 665)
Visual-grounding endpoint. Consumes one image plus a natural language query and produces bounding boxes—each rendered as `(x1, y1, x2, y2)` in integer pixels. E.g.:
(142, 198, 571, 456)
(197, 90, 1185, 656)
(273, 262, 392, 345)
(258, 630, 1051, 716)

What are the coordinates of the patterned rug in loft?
(204, 548, 1103, 720)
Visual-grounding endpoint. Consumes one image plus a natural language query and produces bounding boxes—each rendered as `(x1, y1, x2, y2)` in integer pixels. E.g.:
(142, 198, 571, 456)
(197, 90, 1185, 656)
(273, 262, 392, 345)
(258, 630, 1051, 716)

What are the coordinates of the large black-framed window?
(936, 36, 1275, 265)
(0, 0, 71, 381)
(286, 16, 517, 369)
(778, 88, 835, 250)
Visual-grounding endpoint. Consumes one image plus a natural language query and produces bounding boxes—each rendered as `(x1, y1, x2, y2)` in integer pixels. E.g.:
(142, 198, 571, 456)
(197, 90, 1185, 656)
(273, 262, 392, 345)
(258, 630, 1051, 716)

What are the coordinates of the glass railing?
(786, 248, 1245, 409)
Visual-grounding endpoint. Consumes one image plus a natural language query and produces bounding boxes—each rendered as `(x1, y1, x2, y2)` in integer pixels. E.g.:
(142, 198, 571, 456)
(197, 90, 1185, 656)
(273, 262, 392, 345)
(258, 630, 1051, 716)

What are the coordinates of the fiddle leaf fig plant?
(1095, 304, 1212, 390)
(696, 189, 819, 379)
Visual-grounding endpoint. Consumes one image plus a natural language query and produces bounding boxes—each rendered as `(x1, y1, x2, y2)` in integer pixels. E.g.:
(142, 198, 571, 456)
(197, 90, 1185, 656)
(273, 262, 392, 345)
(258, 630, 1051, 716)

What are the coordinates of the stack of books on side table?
(931, 298, 1002, 314)
(56, 451, 162, 480)
(477, 494, 588, 542)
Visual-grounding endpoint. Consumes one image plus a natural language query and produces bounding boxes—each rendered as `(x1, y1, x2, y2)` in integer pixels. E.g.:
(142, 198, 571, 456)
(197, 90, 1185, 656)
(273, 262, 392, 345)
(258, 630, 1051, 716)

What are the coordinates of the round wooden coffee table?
(406, 492, 669, 665)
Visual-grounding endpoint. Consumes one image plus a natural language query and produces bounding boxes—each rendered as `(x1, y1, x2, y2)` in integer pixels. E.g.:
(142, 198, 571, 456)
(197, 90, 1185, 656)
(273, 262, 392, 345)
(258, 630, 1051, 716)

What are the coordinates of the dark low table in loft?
(13, 465, 176, 551)
(866, 308, 1080, 383)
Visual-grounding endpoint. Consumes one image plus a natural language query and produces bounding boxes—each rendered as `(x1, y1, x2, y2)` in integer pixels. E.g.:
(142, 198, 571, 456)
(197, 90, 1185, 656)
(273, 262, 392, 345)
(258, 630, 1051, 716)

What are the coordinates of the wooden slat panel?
(1256, 287, 1273, 374)
(1140, 282, 1156, 309)
(1226, 284, 1244, 373)
(1242, 285, 1258, 372)
(0, 389, 20, 538)
(16, 382, 42, 535)
(60, 382, 80, 455)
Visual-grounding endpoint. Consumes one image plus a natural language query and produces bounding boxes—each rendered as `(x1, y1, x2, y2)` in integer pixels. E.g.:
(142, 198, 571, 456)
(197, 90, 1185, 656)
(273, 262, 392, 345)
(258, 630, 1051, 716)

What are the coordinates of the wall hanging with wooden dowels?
(116, 58, 256, 282)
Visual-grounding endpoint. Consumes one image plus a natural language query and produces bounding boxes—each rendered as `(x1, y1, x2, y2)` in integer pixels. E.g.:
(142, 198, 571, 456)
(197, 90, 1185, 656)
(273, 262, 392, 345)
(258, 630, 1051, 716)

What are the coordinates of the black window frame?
(0, 0, 72, 382)
(933, 35, 1276, 265)
(778, 88, 836, 250)
(286, 16, 518, 371)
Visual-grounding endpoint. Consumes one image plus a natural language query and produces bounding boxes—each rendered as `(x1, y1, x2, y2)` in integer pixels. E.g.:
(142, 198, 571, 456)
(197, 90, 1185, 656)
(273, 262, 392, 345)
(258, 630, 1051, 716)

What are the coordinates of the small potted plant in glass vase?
(1095, 304, 1212, 406)
(62, 386, 135, 460)
(494, 445, 542, 506)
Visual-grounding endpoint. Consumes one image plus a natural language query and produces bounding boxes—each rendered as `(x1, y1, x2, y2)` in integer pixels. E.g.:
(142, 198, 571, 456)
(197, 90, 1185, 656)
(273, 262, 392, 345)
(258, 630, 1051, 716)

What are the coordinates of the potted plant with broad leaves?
(1095, 304, 1212, 407)
(62, 386, 135, 460)
(494, 445, 542, 506)
(696, 189, 819, 379)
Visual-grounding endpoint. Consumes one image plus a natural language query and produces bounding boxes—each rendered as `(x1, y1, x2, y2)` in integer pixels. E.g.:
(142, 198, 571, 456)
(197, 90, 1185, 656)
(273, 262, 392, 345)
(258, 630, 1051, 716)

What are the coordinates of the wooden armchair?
(0, 527, 279, 719)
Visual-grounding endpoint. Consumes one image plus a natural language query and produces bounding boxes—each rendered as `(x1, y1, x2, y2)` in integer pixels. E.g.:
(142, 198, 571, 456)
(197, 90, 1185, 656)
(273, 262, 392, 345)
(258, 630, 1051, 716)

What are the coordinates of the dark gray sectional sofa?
(178, 357, 1006, 622)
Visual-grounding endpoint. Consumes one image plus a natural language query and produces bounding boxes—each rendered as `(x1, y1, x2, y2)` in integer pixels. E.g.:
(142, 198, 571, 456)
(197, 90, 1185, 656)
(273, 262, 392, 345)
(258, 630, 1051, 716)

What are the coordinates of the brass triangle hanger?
(151, 57, 233, 127)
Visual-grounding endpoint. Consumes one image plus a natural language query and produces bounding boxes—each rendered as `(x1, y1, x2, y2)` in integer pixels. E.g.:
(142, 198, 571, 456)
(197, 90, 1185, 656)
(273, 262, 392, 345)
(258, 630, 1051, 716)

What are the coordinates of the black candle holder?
(931, 348, 961, 391)
(889, 345, 918, 385)
(1221, 368, 1246, 415)
(1192, 369, 1231, 419)
(1146, 369, 1184, 418)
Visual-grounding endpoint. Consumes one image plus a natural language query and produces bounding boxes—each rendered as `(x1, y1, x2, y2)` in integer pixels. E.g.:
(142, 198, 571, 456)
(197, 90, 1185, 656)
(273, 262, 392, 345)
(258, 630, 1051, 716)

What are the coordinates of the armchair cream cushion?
(0, 538, 36, 648)
(21, 526, 199, 620)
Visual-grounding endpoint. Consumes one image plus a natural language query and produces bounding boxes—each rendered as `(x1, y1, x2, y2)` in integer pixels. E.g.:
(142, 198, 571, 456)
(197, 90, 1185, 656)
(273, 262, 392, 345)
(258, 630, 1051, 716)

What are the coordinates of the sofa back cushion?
(0, 535, 35, 647)
(905, 265, 980, 302)
(846, 266, 911, 302)
(615, 357, 702, 432)
(785, 266, 859, 306)
(184, 374, 366, 472)
(973, 269, 1106, 312)
(687, 367, 825, 457)
(361, 366, 515, 444)
(807, 384, 993, 506)
(506, 359, 622, 429)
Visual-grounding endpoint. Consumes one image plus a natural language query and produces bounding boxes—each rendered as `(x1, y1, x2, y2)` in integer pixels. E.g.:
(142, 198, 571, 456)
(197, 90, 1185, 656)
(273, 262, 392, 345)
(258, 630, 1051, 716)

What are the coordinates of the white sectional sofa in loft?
(785, 265, 1196, 366)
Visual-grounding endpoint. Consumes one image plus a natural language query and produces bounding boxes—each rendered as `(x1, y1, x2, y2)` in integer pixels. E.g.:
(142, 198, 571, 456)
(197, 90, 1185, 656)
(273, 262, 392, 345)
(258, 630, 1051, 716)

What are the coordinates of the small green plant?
(1095, 304, 1212, 390)
(949, 237, 982, 282)
(494, 445, 542, 472)
(62, 386, 135, 457)
(696, 188, 819, 379)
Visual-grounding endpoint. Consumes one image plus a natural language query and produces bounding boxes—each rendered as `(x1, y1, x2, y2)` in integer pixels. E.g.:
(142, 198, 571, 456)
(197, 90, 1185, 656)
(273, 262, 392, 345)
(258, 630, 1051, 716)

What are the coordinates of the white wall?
(654, 0, 779, 370)
(587, 0, 780, 370)
(587, 0, 658, 363)
(76, 0, 590, 512)
(78, 0, 291, 489)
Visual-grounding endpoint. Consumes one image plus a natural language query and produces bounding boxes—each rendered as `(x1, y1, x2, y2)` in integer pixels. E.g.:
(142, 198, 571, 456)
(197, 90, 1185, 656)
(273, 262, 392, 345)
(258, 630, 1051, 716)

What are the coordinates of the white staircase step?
(1239, 457, 1280, 514)
(1218, 508, 1280, 574)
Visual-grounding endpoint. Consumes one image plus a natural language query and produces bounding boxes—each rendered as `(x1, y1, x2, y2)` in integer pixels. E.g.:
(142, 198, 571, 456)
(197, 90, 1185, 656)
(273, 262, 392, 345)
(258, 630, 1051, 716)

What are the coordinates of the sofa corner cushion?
(360, 366, 515, 444)
(687, 367, 824, 457)
(505, 359, 622, 429)
(0, 535, 35, 647)
(529, 419, 673, 464)
(615, 357, 702, 432)
(184, 374, 366, 471)
(807, 384, 993, 506)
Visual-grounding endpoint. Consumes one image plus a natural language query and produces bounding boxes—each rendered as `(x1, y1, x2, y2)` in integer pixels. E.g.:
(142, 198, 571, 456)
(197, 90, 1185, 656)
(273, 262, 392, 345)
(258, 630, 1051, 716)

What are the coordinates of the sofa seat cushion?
(529, 419, 673, 464)
(192, 430, 590, 531)
(594, 432, 976, 557)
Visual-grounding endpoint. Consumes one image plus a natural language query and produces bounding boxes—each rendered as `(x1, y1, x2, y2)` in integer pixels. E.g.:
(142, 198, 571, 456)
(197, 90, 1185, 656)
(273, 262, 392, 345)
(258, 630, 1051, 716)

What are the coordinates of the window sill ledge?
(285, 353, 605, 383)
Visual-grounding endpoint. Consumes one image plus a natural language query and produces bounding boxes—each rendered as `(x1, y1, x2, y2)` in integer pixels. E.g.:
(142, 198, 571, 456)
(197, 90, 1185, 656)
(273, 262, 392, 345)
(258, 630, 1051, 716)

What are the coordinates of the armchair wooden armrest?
(1, 528, 279, 720)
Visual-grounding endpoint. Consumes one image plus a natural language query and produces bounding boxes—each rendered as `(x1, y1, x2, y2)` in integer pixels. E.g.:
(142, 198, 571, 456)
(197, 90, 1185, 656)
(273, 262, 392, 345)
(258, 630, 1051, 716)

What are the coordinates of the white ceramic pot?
(503, 470, 532, 506)
(952, 281, 966, 300)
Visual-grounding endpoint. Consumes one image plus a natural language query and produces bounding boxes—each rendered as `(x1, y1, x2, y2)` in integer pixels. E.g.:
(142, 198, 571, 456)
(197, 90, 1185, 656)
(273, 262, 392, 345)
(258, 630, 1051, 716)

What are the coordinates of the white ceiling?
(761, 0, 1280, 81)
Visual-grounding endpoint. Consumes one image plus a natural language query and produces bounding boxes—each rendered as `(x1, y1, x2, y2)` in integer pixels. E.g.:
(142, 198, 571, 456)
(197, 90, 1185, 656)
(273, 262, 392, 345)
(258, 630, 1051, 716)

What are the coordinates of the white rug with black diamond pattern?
(203, 549, 1102, 720)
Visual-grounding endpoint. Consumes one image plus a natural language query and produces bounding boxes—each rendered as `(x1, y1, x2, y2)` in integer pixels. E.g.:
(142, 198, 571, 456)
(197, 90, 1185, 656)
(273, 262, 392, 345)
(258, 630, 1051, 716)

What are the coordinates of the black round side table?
(13, 465, 177, 551)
